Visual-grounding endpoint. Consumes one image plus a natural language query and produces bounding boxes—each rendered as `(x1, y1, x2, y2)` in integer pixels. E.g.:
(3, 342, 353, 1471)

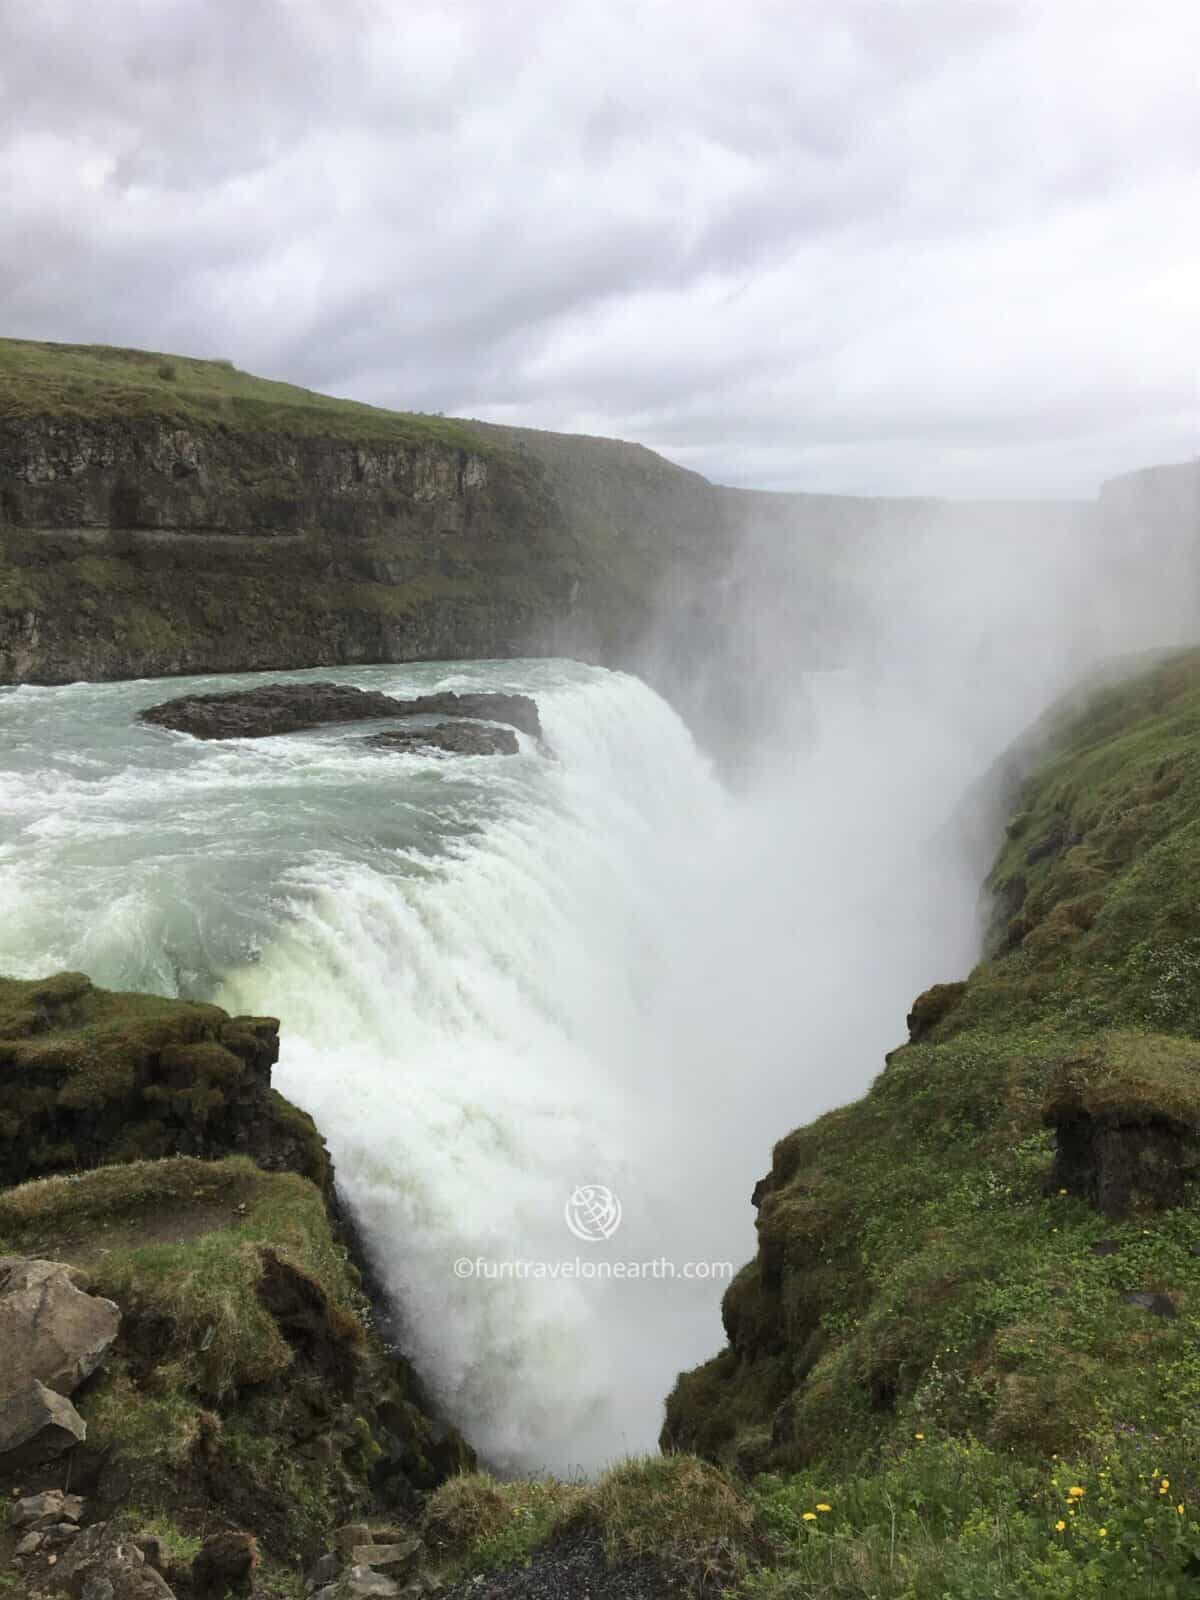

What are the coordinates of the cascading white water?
(3, 494, 1197, 1473)
(0, 643, 1032, 1473)
(0, 653, 993, 1472)
(216, 667, 743, 1472)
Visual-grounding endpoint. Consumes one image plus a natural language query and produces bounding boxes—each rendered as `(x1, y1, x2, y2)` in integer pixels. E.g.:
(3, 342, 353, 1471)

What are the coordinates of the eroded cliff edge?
(0, 971, 472, 1596)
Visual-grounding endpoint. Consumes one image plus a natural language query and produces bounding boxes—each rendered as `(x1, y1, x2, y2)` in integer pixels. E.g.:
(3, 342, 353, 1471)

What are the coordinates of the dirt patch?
(7, 1169, 260, 1270)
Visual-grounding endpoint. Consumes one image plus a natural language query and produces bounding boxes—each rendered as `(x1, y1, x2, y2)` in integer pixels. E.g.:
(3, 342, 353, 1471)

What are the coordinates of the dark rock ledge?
(363, 722, 519, 756)
(138, 681, 542, 742)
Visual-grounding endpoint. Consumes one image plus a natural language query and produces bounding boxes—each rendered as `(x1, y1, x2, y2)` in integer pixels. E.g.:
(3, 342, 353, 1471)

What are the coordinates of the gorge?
(2, 338, 1200, 1597)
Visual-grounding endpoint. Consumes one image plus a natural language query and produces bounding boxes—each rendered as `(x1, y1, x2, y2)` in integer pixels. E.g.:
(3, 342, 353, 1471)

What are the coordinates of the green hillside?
(0, 336, 485, 449)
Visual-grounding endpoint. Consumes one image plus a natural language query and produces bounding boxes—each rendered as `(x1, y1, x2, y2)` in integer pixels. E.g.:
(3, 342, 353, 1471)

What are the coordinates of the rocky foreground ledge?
(0, 972, 472, 1599)
(138, 682, 542, 744)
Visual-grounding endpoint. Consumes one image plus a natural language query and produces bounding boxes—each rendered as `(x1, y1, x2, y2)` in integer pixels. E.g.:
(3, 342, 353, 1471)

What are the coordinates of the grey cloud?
(0, 0, 1196, 496)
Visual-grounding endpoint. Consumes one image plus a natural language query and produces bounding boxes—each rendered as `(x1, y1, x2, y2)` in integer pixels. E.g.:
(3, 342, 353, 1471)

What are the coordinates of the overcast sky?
(2, 0, 1197, 496)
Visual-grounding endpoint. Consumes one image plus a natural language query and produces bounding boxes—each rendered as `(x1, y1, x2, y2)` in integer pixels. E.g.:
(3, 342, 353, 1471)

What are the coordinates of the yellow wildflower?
(1161, 1478, 1171, 1490)
(816, 1504, 831, 1513)
(1178, 1505, 1185, 1516)
(1055, 1520, 1066, 1532)
(802, 1512, 817, 1522)
(1068, 1486, 1085, 1499)
(914, 1432, 924, 1440)
(1099, 1528, 1107, 1538)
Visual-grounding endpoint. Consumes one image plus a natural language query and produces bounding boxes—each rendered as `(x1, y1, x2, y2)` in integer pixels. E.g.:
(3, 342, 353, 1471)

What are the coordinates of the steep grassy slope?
(652, 647, 1200, 1593)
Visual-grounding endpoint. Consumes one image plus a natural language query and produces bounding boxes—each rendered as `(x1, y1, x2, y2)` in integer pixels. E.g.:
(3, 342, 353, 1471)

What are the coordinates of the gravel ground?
(440, 1531, 680, 1600)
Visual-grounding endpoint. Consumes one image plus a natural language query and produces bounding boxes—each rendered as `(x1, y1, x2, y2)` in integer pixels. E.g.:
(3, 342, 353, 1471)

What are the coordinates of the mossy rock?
(1044, 1032, 1200, 1216)
(905, 981, 968, 1043)
(0, 972, 328, 1190)
(0, 1155, 466, 1563)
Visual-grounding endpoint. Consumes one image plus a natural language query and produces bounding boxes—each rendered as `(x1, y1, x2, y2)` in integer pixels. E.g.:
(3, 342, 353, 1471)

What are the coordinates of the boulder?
(192, 1530, 258, 1597)
(50, 1520, 177, 1599)
(45, 1522, 83, 1546)
(349, 1538, 421, 1575)
(362, 722, 518, 756)
(1042, 1035, 1200, 1216)
(139, 683, 541, 742)
(906, 982, 968, 1044)
(307, 1551, 342, 1588)
(390, 692, 541, 742)
(0, 1257, 121, 1394)
(12, 1489, 84, 1528)
(0, 1379, 87, 1465)
(334, 1523, 372, 1554)
(336, 1569, 400, 1598)
(1123, 1290, 1178, 1318)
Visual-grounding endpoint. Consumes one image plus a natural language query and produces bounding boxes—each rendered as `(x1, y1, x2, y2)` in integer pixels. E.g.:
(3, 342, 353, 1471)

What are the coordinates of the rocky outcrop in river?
(138, 681, 541, 741)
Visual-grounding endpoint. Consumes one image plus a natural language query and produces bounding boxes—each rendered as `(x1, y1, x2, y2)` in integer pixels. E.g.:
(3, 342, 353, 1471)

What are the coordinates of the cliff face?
(3, 338, 1193, 763)
(0, 339, 874, 757)
(0, 339, 942, 714)
(0, 339, 771, 698)
(0, 391, 588, 684)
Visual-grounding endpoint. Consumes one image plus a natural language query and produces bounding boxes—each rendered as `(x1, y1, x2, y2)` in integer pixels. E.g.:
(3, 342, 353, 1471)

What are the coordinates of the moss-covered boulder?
(664, 647, 1200, 1481)
(0, 1155, 471, 1581)
(1044, 1032, 1200, 1215)
(0, 972, 327, 1190)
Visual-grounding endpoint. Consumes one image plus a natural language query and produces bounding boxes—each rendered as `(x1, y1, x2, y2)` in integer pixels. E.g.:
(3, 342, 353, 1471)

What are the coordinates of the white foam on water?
(0, 656, 989, 1473)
